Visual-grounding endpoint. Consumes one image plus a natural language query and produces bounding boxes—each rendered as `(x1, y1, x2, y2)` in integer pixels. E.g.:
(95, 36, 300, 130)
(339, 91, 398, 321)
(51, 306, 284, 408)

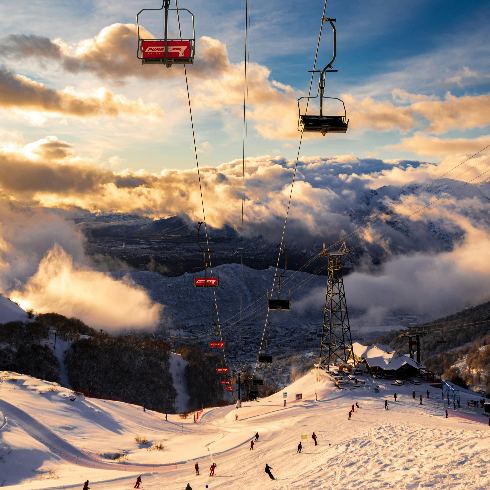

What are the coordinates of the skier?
(210, 462, 217, 476)
(250, 440, 254, 450)
(394, 393, 397, 402)
(427, 390, 430, 398)
(265, 463, 275, 480)
(384, 400, 388, 410)
(134, 475, 142, 488)
(297, 441, 302, 453)
(185, 484, 192, 490)
(312, 432, 317, 446)
(83, 481, 89, 490)
(446, 410, 448, 418)
(255, 431, 259, 441)
(412, 390, 415, 400)
(356, 402, 360, 409)
(348, 410, 352, 420)
(419, 395, 423, 405)
(352, 404, 355, 412)
(195, 462, 199, 475)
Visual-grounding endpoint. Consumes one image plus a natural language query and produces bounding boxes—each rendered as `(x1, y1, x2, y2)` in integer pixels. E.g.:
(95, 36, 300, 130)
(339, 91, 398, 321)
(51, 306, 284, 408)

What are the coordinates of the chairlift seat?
(268, 299, 291, 311)
(252, 379, 264, 385)
(258, 355, 273, 363)
(300, 115, 348, 134)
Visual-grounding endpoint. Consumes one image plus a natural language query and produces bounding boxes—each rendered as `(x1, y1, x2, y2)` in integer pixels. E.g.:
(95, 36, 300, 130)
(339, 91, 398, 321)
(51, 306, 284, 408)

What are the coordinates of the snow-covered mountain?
(0, 295, 28, 324)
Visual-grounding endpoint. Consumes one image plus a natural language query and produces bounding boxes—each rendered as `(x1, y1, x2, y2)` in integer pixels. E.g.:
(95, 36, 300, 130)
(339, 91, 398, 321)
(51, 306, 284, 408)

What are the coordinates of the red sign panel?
(209, 341, 225, 348)
(141, 40, 191, 59)
(194, 277, 218, 287)
(224, 387, 234, 391)
(217, 367, 229, 373)
(220, 380, 232, 385)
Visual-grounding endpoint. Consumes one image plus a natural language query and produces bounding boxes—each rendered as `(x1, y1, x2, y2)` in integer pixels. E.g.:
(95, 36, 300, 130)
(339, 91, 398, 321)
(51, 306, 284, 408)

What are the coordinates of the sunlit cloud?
(10, 245, 161, 331)
(0, 66, 162, 120)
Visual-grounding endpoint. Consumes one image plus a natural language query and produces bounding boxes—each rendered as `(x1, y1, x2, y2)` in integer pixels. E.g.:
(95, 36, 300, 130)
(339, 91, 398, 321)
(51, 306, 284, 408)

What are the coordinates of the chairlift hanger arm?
(321, 17, 337, 72)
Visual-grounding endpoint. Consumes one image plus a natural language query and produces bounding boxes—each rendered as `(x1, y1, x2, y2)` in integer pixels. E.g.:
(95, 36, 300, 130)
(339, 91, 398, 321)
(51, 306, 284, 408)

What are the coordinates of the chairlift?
(268, 247, 291, 311)
(193, 222, 219, 287)
(136, 0, 195, 67)
(298, 17, 348, 135)
(252, 379, 264, 386)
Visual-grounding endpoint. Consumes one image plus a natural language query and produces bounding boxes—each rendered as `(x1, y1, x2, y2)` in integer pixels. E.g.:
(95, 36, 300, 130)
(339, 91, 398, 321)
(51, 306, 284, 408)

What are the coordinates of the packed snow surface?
(1, 370, 490, 489)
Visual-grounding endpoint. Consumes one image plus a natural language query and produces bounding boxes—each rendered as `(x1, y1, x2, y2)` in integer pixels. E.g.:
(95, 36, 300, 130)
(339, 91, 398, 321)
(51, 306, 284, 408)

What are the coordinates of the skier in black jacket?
(83, 481, 89, 490)
(265, 463, 275, 480)
(297, 441, 302, 453)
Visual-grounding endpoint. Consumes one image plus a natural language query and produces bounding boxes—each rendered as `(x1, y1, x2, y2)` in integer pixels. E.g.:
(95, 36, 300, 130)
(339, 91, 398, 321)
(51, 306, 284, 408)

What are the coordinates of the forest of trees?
(65, 333, 177, 413)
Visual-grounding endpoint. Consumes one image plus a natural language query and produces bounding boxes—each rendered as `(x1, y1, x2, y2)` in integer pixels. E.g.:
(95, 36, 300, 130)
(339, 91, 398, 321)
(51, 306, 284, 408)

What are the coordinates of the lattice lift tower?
(319, 243, 355, 370)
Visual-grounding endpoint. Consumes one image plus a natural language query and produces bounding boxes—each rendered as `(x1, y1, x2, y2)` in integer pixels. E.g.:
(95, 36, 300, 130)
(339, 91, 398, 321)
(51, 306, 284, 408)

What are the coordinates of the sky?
(0, 0, 490, 329)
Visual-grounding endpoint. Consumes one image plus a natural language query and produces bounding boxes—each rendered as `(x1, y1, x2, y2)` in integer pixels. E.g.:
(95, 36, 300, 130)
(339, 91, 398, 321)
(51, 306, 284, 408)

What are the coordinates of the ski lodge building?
(351, 342, 423, 378)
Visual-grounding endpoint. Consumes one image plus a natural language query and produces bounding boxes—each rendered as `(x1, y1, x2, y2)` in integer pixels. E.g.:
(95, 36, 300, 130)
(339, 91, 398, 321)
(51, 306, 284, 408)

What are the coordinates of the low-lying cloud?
(0, 200, 162, 331)
(10, 246, 161, 332)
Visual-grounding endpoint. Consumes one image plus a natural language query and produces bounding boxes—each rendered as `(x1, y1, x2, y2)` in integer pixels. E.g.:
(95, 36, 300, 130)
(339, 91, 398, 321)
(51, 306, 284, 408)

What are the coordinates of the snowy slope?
(0, 295, 28, 324)
(1, 370, 490, 489)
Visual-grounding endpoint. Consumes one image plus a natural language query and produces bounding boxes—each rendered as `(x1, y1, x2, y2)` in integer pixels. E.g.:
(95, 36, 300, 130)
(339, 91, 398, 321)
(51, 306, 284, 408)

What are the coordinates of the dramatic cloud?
(10, 246, 161, 331)
(3, 26, 489, 140)
(0, 27, 230, 83)
(0, 199, 162, 331)
(0, 66, 161, 120)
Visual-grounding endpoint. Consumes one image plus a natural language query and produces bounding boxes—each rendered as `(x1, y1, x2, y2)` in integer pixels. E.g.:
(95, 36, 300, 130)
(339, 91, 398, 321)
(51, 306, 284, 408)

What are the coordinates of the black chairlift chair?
(298, 17, 349, 135)
(193, 222, 219, 288)
(137, 0, 195, 67)
(268, 247, 290, 311)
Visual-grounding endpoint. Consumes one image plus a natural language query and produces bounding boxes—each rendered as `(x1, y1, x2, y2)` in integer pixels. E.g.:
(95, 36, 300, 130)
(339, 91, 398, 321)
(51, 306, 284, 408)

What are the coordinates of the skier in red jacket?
(210, 463, 217, 476)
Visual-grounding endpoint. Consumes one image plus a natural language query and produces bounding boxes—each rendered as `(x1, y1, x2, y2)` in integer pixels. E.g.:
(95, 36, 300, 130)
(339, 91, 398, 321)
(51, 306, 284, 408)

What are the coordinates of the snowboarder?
(356, 402, 360, 409)
(83, 481, 89, 490)
(210, 462, 217, 476)
(384, 400, 388, 410)
(412, 390, 415, 400)
(348, 410, 352, 420)
(427, 390, 430, 398)
(255, 431, 259, 441)
(250, 440, 254, 450)
(185, 484, 192, 490)
(195, 462, 199, 475)
(134, 475, 142, 488)
(352, 404, 355, 412)
(419, 395, 423, 405)
(312, 432, 317, 446)
(394, 393, 397, 402)
(265, 463, 275, 480)
(446, 410, 448, 418)
(297, 441, 302, 453)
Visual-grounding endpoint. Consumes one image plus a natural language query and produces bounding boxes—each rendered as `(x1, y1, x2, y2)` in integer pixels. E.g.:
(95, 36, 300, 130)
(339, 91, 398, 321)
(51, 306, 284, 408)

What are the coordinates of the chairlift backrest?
(137, 0, 195, 67)
(268, 298, 291, 311)
(258, 354, 273, 363)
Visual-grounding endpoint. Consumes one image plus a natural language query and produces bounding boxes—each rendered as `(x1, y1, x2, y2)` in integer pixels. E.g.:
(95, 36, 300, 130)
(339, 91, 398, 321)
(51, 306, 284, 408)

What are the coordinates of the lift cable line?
(175, 0, 231, 373)
(239, 0, 251, 380)
(253, 0, 330, 375)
